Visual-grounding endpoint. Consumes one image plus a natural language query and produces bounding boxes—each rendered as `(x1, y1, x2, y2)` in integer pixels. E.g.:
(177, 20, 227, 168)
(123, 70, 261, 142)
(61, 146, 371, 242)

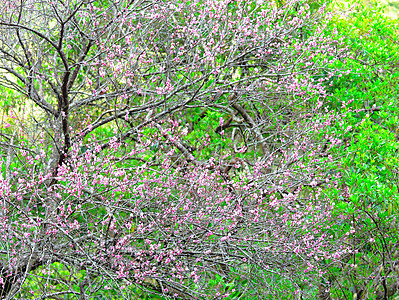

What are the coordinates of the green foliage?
(330, 0, 399, 215)
(322, 0, 399, 297)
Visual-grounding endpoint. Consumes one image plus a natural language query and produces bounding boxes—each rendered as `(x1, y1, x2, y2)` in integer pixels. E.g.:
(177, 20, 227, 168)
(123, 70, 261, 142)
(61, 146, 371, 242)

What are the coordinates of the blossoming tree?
(0, 0, 349, 298)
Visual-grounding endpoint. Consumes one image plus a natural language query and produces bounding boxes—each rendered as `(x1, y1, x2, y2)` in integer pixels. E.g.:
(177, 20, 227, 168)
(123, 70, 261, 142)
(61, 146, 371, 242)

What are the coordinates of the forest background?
(0, 0, 398, 299)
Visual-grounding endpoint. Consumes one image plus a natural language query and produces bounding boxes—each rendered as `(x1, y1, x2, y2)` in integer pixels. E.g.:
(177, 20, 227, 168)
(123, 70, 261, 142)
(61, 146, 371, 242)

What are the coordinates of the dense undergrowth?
(324, 2, 399, 299)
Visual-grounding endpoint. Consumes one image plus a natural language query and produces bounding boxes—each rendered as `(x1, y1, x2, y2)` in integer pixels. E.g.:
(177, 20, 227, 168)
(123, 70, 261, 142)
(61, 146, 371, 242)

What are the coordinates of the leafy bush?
(321, 1, 399, 298)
